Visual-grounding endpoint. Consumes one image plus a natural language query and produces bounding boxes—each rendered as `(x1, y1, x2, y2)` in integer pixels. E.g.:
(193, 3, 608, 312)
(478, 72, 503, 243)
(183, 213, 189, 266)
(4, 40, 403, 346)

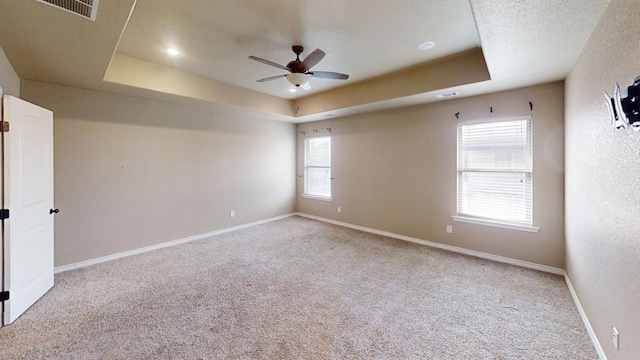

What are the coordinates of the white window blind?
(457, 117, 533, 225)
(304, 136, 331, 199)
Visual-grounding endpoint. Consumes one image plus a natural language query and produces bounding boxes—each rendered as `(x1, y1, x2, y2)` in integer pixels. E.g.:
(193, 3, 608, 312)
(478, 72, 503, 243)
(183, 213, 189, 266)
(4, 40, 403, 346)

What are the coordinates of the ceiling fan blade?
(248, 56, 290, 71)
(256, 74, 287, 82)
(308, 71, 349, 80)
(301, 49, 326, 71)
(300, 81, 311, 91)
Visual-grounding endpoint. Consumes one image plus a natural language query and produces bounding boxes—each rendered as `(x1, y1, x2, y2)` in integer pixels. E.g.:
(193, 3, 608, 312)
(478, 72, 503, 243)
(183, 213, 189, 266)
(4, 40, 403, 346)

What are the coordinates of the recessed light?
(165, 47, 180, 56)
(418, 41, 436, 51)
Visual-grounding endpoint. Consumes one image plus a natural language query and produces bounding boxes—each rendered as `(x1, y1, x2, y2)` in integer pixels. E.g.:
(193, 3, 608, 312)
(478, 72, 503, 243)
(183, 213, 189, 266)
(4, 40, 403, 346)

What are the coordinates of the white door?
(2, 95, 54, 325)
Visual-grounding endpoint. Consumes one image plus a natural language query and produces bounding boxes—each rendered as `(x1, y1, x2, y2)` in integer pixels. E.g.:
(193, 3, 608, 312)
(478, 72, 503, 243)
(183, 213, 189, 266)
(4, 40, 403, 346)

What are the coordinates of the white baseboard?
(564, 273, 607, 360)
(295, 212, 607, 358)
(295, 212, 563, 275)
(54, 213, 296, 273)
(54, 211, 605, 359)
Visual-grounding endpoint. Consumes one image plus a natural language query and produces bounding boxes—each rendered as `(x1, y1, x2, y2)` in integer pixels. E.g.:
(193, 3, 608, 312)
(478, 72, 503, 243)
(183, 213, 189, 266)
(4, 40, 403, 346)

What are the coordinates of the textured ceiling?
(117, 0, 481, 99)
(0, 0, 611, 122)
(471, 0, 612, 87)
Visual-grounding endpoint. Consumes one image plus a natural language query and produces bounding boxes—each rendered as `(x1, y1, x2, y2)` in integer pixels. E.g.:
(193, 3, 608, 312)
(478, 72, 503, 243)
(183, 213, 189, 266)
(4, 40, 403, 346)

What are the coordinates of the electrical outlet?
(446, 225, 453, 233)
(337, 207, 342, 213)
(612, 327, 619, 350)
(229, 211, 235, 218)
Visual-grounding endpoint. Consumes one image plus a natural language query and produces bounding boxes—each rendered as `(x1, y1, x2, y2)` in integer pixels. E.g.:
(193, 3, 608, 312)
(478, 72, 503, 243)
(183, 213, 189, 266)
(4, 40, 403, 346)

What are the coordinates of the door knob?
(49, 209, 59, 214)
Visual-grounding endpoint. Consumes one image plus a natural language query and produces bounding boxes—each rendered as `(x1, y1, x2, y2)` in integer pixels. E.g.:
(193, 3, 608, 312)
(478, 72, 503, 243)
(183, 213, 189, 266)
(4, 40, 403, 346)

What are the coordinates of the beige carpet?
(0, 216, 596, 359)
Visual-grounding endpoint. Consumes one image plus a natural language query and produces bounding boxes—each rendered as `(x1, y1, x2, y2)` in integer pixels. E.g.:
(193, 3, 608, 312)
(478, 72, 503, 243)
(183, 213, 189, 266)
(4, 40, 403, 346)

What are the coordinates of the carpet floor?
(0, 216, 597, 359)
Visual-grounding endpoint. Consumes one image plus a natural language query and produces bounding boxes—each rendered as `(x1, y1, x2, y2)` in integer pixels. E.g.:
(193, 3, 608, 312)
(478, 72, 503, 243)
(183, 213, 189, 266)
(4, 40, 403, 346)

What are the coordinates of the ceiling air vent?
(436, 91, 460, 99)
(36, 0, 99, 21)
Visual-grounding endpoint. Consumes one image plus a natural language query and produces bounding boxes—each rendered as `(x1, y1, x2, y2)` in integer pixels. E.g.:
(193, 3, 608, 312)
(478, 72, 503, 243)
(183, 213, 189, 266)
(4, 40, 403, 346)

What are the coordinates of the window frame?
(453, 116, 539, 233)
(302, 136, 332, 201)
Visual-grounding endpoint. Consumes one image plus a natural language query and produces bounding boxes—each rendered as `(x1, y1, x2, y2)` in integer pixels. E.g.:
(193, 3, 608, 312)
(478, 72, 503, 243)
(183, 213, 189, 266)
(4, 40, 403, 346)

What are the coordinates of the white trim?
(452, 215, 540, 233)
(295, 212, 560, 274)
(54, 213, 296, 273)
(564, 273, 607, 360)
(301, 194, 332, 202)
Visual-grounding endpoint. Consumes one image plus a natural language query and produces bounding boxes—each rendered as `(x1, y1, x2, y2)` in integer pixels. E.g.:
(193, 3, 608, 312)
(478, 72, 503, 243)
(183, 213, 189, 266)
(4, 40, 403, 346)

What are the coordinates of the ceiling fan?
(249, 45, 349, 90)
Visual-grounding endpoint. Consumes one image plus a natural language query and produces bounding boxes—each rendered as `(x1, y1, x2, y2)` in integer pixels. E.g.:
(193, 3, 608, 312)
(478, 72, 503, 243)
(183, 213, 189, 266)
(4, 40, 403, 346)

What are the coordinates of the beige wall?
(0, 44, 19, 96)
(565, 0, 640, 359)
(297, 82, 565, 268)
(21, 81, 296, 267)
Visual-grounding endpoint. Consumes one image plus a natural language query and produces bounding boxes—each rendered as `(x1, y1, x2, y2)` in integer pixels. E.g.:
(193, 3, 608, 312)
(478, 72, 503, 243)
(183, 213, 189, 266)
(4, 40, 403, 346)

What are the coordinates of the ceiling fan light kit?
(249, 45, 349, 91)
(286, 73, 309, 87)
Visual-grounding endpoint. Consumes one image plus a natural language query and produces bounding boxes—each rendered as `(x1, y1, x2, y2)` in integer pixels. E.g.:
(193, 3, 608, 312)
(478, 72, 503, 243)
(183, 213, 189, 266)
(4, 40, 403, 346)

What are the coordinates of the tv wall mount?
(604, 76, 640, 131)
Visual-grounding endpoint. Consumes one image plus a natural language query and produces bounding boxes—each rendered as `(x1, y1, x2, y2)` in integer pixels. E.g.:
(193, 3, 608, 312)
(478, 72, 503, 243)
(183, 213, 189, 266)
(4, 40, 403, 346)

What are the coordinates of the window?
(455, 117, 537, 231)
(304, 136, 331, 200)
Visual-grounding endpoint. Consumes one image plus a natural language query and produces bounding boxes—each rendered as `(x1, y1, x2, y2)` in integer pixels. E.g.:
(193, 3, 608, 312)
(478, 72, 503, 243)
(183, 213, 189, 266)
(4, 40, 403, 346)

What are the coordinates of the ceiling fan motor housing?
(287, 45, 305, 73)
(287, 60, 304, 72)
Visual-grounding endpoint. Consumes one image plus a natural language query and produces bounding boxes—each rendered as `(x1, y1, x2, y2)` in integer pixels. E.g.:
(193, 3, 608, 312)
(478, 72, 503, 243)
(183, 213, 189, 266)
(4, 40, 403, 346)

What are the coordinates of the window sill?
(452, 215, 540, 233)
(302, 194, 332, 202)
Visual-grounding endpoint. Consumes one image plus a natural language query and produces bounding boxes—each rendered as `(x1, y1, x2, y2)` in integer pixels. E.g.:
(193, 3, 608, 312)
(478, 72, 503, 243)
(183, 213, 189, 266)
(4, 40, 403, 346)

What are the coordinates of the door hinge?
(0, 209, 9, 220)
(0, 291, 8, 301)
(1, 121, 9, 132)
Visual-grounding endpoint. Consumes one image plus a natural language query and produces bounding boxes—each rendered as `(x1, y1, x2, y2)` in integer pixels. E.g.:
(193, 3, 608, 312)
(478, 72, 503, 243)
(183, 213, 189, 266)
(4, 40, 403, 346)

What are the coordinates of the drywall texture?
(105, 54, 294, 117)
(21, 81, 296, 267)
(0, 44, 19, 96)
(565, 0, 640, 358)
(297, 82, 565, 268)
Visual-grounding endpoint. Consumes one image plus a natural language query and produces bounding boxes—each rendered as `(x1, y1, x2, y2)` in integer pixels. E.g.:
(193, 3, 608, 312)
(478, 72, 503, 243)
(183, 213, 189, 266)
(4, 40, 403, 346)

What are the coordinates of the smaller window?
(304, 136, 331, 200)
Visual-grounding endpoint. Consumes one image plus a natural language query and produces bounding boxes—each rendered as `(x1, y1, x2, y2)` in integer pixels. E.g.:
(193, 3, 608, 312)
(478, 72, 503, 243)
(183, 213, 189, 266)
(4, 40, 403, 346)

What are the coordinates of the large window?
(456, 117, 534, 228)
(304, 136, 331, 200)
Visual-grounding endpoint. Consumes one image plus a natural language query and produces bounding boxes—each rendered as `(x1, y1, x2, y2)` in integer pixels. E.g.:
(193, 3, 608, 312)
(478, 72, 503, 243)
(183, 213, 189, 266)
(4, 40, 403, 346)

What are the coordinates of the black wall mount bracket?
(604, 76, 640, 131)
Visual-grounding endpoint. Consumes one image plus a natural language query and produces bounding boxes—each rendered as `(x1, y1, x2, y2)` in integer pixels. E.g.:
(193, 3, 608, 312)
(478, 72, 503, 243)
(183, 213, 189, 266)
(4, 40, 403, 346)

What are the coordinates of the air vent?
(36, 0, 99, 20)
(436, 91, 460, 98)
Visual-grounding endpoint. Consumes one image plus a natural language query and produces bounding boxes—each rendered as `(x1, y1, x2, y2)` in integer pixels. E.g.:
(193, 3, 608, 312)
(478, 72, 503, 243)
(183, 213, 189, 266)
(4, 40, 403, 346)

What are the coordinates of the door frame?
(0, 85, 5, 328)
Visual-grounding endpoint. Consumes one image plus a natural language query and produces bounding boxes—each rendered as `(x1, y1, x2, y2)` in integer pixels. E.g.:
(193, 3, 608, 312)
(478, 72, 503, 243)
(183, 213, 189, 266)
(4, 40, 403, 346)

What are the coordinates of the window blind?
(304, 137, 331, 198)
(457, 118, 533, 225)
